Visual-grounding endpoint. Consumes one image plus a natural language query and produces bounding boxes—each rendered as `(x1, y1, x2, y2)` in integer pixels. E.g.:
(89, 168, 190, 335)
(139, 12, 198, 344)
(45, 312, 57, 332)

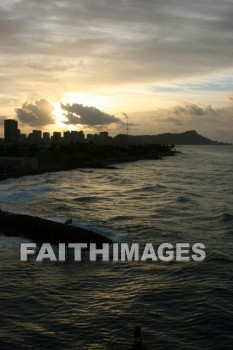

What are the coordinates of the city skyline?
(0, 0, 233, 142)
(3, 118, 112, 145)
(3, 118, 231, 147)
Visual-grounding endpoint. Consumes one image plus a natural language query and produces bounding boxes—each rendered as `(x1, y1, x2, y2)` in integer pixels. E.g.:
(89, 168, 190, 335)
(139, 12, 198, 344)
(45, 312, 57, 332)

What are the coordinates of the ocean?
(0, 145, 233, 349)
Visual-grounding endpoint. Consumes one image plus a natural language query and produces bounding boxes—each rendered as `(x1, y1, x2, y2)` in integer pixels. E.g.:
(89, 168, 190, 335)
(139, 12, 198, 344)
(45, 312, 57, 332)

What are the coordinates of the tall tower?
(122, 112, 129, 135)
(4, 119, 18, 144)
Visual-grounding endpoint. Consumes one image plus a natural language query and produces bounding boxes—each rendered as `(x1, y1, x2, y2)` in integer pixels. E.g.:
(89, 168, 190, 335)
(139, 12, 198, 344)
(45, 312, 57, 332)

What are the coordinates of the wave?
(78, 169, 94, 173)
(218, 213, 233, 223)
(127, 184, 167, 193)
(205, 251, 233, 265)
(72, 196, 104, 203)
(110, 215, 136, 222)
(176, 196, 191, 203)
(71, 219, 124, 242)
(54, 204, 72, 212)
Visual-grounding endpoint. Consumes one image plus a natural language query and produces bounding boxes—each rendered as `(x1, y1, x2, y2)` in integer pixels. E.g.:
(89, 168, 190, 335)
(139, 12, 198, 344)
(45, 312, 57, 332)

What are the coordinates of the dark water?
(0, 146, 233, 349)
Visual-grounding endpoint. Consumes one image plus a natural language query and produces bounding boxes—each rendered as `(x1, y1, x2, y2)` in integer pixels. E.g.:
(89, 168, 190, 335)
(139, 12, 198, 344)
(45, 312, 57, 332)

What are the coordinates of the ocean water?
(0, 145, 233, 349)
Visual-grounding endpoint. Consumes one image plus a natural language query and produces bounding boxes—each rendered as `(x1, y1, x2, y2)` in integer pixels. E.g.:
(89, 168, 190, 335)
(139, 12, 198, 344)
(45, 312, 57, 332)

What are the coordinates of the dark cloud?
(61, 103, 121, 126)
(132, 101, 233, 129)
(1, 0, 233, 142)
(15, 99, 55, 127)
(132, 102, 233, 141)
(173, 103, 205, 117)
(130, 101, 233, 141)
(1, 0, 233, 86)
(153, 103, 233, 122)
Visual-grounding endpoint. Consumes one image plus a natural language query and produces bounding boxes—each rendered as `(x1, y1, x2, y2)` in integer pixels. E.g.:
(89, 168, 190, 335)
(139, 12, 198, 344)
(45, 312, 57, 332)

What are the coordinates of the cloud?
(61, 103, 122, 126)
(130, 99, 233, 138)
(173, 104, 205, 117)
(147, 102, 233, 124)
(1, 0, 233, 88)
(167, 103, 229, 121)
(1, 0, 233, 142)
(26, 61, 74, 72)
(15, 99, 55, 127)
(163, 117, 184, 126)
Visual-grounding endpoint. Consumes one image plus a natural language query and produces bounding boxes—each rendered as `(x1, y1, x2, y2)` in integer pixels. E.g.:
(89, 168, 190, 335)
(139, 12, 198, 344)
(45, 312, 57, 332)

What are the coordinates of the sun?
(52, 92, 116, 130)
(52, 103, 76, 131)
(53, 103, 67, 124)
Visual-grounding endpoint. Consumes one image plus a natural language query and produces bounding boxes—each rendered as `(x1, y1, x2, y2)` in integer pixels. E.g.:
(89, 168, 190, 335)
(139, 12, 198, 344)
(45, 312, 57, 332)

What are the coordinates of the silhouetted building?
(100, 131, 109, 138)
(52, 132, 62, 144)
(99, 131, 112, 145)
(43, 132, 50, 143)
(70, 130, 84, 143)
(32, 130, 42, 143)
(4, 119, 18, 144)
(19, 133, 27, 143)
(27, 130, 42, 144)
(86, 134, 94, 142)
(63, 131, 71, 144)
(115, 134, 128, 147)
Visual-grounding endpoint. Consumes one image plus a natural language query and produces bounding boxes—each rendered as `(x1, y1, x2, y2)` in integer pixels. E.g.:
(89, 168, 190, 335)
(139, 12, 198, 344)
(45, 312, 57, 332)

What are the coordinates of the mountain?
(130, 130, 230, 145)
(150, 130, 214, 145)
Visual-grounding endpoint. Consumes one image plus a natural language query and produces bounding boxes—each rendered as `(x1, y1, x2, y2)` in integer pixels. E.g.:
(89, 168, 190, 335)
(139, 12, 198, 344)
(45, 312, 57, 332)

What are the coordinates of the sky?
(0, 0, 233, 141)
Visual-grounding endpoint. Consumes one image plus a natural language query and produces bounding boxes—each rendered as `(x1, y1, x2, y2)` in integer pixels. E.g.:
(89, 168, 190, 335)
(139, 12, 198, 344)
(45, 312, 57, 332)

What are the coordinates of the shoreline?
(0, 147, 176, 245)
(0, 210, 112, 245)
(0, 151, 176, 181)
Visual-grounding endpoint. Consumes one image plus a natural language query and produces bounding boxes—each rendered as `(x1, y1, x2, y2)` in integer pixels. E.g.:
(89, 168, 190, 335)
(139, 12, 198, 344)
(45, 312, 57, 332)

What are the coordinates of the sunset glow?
(0, 0, 233, 141)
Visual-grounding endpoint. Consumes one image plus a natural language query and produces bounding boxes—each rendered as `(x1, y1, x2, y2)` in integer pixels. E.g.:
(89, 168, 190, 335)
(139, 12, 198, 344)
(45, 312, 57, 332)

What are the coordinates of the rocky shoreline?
(0, 210, 112, 245)
(0, 151, 176, 181)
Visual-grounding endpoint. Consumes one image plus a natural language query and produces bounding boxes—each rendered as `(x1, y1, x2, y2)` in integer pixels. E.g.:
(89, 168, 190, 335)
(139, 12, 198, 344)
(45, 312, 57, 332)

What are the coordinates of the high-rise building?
(99, 131, 110, 145)
(43, 132, 50, 144)
(99, 131, 109, 138)
(70, 130, 85, 143)
(86, 134, 94, 142)
(4, 119, 18, 144)
(63, 131, 71, 144)
(32, 130, 42, 143)
(52, 132, 62, 144)
(19, 134, 27, 143)
(27, 130, 42, 144)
